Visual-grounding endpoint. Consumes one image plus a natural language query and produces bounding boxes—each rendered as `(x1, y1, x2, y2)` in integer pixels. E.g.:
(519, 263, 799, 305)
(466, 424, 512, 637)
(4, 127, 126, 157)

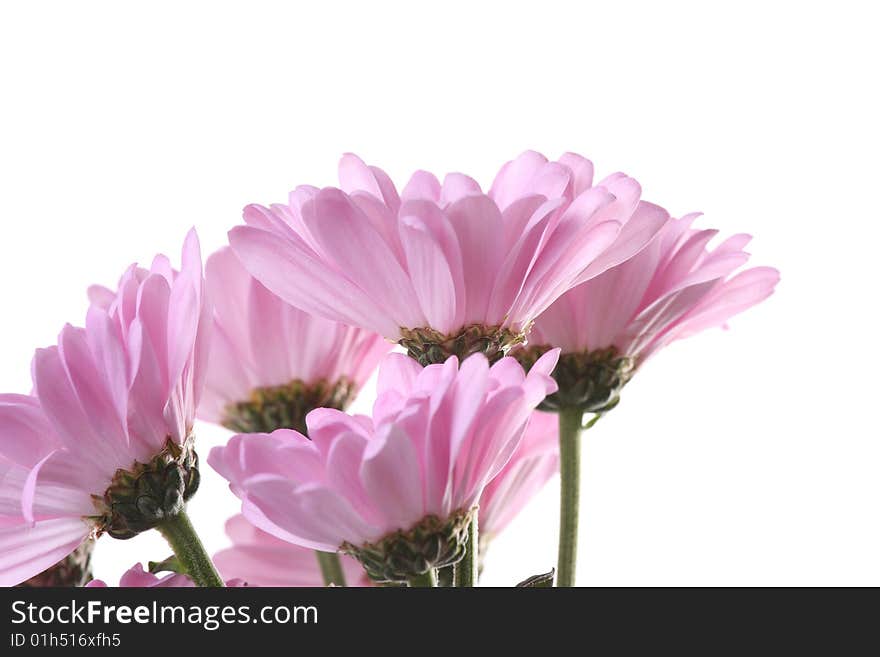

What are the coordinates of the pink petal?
(300, 189, 422, 329)
(400, 216, 458, 333)
(445, 194, 505, 324)
(0, 394, 58, 467)
(439, 173, 482, 206)
(557, 152, 595, 196)
(576, 200, 670, 283)
(338, 153, 400, 211)
(361, 425, 424, 529)
(0, 518, 88, 587)
(229, 225, 398, 336)
(401, 170, 441, 203)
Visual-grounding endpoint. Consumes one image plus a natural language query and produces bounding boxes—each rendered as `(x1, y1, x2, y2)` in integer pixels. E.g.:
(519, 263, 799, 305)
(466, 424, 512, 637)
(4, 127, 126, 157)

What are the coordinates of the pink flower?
(213, 515, 371, 587)
(228, 151, 668, 364)
(208, 350, 559, 581)
(75, 228, 210, 462)
(0, 231, 210, 585)
(86, 562, 245, 587)
(479, 411, 559, 540)
(531, 214, 779, 358)
(198, 247, 390, 433)
(520, 214, 780, 411)
(86, 563, 195, 588)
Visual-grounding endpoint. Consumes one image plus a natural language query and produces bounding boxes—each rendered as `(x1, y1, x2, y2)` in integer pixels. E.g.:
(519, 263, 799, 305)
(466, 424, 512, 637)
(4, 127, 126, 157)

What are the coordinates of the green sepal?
(148, 555, 185, 575)
(514, 345, 634, 413)
(88, 437, 200, 540)
(222, 378, 356, 435)
(516, 569, 555, 587)
(342, 508, 476, 583)
(399, 324, 526, 366)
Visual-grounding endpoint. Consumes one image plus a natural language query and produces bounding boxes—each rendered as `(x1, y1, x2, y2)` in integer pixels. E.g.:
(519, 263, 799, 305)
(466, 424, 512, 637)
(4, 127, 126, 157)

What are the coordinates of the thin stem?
(315, 551, 347, 587)
(557, 407, 583, 587)
(454, 515, 479, 587)
(156, 508, 224, 587)
(407, 569, 438, 587)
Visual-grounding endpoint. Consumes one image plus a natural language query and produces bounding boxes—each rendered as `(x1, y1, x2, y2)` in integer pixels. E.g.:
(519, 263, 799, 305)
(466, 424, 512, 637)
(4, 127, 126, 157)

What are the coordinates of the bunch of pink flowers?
(0, 151, 778, 588)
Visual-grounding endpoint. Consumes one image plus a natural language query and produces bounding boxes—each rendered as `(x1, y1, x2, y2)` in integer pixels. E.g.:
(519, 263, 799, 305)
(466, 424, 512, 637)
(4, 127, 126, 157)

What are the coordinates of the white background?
(1, 1, 877, 586)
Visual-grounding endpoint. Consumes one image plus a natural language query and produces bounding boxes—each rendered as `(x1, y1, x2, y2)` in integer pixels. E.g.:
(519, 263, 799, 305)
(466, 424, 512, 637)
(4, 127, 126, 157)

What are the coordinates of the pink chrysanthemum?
(0, 231, 210, 586)
(213, 515, 371, 587)
(518, 214, 780, 412)
(208, 350, 559, 582)
(198, 247, 390, 435)
(229, 151, 668, 365)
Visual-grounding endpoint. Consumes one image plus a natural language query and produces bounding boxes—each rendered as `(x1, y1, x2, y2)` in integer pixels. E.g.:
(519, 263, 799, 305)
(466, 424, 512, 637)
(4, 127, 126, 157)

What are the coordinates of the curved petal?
(0, 518, 88, 587)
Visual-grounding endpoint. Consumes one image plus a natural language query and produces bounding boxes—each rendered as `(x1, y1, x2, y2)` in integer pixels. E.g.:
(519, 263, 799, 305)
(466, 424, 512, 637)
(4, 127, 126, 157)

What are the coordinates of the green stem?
(454, 515, 479, 587)
(156, 508, 224, 587)
(407, 569, 438, 587)
(557, 407, 583, 587)
(315, 551, 347, 587)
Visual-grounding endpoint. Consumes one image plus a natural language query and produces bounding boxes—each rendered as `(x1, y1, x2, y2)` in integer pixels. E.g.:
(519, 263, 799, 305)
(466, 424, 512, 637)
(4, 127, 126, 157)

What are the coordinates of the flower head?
(0, 231, 210, 585)
(209, 349, 559, 582)
(479, 410, 559, 540)
(229, 151, 668, 364)
(518, 214, 780, 412)
(213, 515, 371, 587)
(198, 247, 390, 434)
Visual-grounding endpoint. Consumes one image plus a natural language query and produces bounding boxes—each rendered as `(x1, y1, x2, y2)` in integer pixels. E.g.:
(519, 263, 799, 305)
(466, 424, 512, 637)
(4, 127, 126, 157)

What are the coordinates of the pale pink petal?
(215, 514, 370, 587)
(57, 325, 129, 455)
(480, 411, 559, 537)
(338, 153, 400, 211)
(399, 199, 467, 329)
(400, 216, 458, 332)
(300, 188, 422, 329)
(31, 346, 121, 483)
(666, 267, 780, 342)
(87, 285, 116, 311)
(229, 225, 398, 336)
(361, 425, 425, 530)
(489, 151, 571, 210)
(401, 170, 441, 203)
(0, 394, 59, 467)
(557, 152, 595, 196)
(445, 195, 505, 324)
(576, 200, 669, 283)
(439, 173, 482, 206)
(376, 353, 424, 398)
(0, 518, 88, 586)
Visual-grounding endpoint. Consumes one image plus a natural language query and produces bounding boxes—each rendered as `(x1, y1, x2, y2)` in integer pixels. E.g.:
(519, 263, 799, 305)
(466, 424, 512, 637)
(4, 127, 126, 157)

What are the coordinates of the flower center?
(398, 324, 526, 366)
(221, 378, 357, 435)
(341, 507, 476, 583)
